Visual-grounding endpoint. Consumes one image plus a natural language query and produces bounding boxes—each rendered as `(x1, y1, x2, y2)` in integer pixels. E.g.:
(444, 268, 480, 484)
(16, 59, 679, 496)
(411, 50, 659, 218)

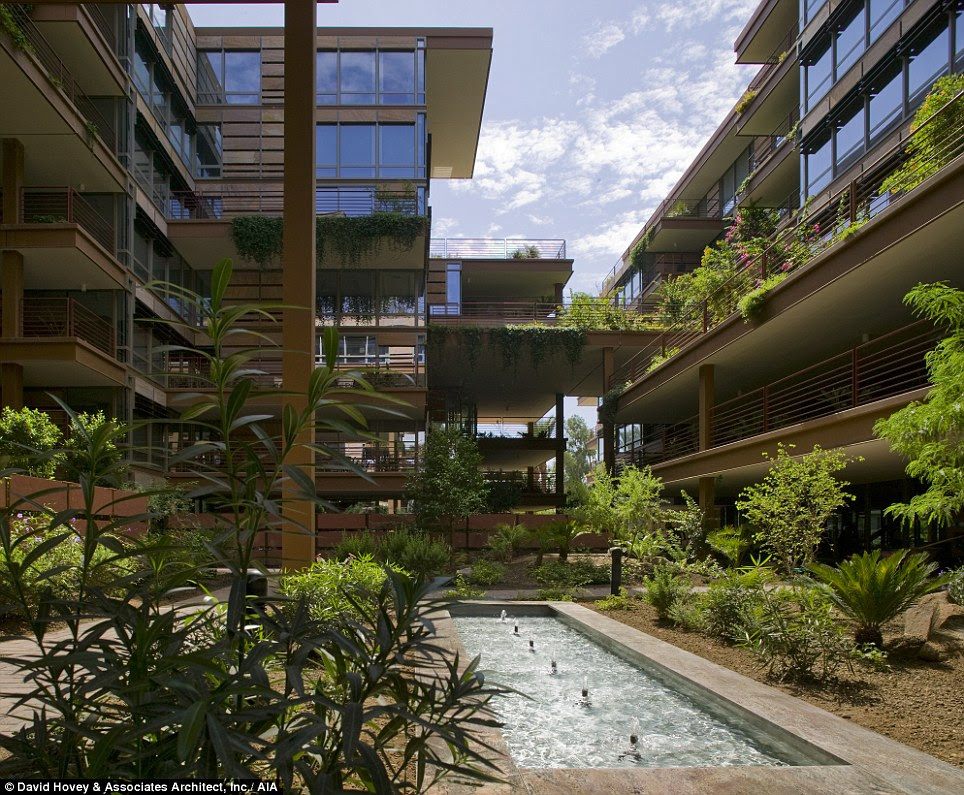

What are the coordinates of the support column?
(280, 0, 317, 570)
(698, 363, 714, 452)
(1, 251, 25, 409)
(602, 347, 615, 474)
(698, 476, 717, 532)
(555, 393, 564, 497)
(2, 138, 24, 223)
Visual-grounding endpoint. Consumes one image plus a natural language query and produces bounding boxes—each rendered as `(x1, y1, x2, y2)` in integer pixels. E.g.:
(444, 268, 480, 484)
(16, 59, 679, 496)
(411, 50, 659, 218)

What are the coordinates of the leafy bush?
(379, 527, 451, 579)
(279, 555, 402, 624)
(532, 559, 609, 589)
(139, 527, 227, 578)
(529, 519, 582, 562)
(60, 410, 124, 487)
(741, 585, 852, 682)
(707, 525, 754, 567)
(701, 560, 774, 641)
(808, 548, 945, 647)
(443, 573, 486, 600)
(331, 529, 379, 560)
(594, 589, 633, 611)
(643, 565, 691, 619)
(948, 567, 964, 606)
(535, 587, 576, 602)
(469, 558, 505, 586)
(667, 594, 709, 632)
(0, 407, 61, 478)
(485, 523, 529, 562)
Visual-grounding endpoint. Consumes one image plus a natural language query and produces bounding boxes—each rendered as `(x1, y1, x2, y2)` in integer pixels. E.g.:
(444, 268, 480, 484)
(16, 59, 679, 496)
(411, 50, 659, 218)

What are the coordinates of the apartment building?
(0, 4, 499, 524)
(603, 0, 964, 558)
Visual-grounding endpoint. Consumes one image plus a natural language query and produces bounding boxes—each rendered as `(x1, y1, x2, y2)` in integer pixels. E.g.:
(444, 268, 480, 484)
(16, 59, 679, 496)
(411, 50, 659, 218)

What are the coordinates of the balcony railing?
(428, 301, 559, 325)
(483, 470, 558, 495)
(169, 187, 425, 220)
(5, 5, 116, 150)
(616, 415, 699, 472)
(20, 188, 115, 253)
(316, 441, 418, 473)
(20, 297, 115, 355)
(610, 89, 964, 390)
(429, 238, 567, 260)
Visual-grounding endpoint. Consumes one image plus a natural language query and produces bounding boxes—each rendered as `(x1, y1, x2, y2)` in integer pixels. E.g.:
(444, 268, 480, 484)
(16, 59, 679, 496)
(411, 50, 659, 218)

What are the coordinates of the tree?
(407, 425, 487, 545)
(563, 415, 596, 505)
(0, 407, 62, 478)
(573, 463, 665, 543)
(60, 410, 125, 487)
(874, 282, 964, 529)
(736, 444, 854, 574)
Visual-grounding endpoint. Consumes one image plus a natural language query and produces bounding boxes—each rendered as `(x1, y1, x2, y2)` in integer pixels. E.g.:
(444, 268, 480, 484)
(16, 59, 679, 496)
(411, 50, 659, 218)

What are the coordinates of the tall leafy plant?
(0, 406, 62, 478)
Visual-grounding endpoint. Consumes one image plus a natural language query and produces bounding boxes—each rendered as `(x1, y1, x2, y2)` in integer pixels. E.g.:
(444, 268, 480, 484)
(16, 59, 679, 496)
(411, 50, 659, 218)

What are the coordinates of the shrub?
(331, 529, 379, 560)
(139, 526, 227, 578)
(60, 410, 124, 487)
(0, 407, 62, 478)
(643, 565, 691, 619)
(535, 587, 575, 602)
(485, 523, 529, 562)
(532, 559, 609, 589)
(948, 567, 964, 606)
(594, 589, 633, 611)
(379, 527, 451, 579)
(530, 519, 582, 562)
(701, 560, 774, 641)
(469, 558, 505, 586)
(443, 573, 486, 600)
(667, 594, 708, 632)
(741, 585, 852, 682)
(808, 549, 945, 647)
(707, 525, 754, 567)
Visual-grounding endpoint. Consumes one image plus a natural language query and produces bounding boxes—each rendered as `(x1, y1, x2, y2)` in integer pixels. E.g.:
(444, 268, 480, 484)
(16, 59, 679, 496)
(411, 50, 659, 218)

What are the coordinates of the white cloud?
(582, 22, 626, 58)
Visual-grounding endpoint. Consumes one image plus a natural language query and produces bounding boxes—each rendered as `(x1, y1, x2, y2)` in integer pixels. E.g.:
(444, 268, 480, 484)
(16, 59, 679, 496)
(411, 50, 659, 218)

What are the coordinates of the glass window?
(446, 263, 461, 308)
(803, 0, 828, 26)
(806, 131, 832, 196)
(197, 51, 222, 103)
(196, 124, 222, 178)
(223, 51, 261, 104)
(133, 38, 151, 96)
(868, 61, 902, 141)
(835, 4, 865, 80)
(908, 20, 949, 101)
(806, 42, 832, 111)
(869, 0, 902, 44)
(380, 125, 415, 177)
(835, 102, 865, 170)
(379, 51, 415, 104)
(316, 51, 337, 104)
(956, 10, 964, 68)
(340, 125, 375, 177)
(340, 51, 375, 103)
(315, 125, 337, 177)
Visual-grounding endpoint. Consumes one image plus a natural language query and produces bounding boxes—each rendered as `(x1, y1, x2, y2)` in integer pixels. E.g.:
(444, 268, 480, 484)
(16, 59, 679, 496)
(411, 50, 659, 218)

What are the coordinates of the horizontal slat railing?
(169, 188, 424, 220)
(21, 188, 115, 252)
(482, 470, 558, 495)
(611, 89, 964, 391)
(429, 238, 566, 259)
(21, 297, 114, 355)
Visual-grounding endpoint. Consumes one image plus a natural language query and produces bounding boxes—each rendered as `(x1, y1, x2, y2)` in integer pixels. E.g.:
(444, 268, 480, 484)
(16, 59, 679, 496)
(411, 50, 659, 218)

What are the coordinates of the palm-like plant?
(808, 549, 946, 647)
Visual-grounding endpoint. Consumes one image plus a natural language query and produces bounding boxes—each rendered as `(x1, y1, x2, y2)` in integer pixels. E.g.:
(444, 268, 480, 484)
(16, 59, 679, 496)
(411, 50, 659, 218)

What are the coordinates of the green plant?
(83, 120, 98, 147)
(379, 527, 451, 579)
(557, 292, 652, 332)
(60, 410, 124, 487)
(485, 523, 529, 562)
(595, 588, 633, 611)
(740, 585, 852, 682)
(874, 282, 964, 528)
(737, 272, 788, 320)
(701, 558, 774, 641)
(444, 572, 486, 600)
(28, 214, 68, 224)
(808, 548, 946, 647)
(0, 406, 62, 478)
(510, 244, 540, 259)
(707, 525, 754, 567)
(469, 558, 505, 586)
(734, 88, 759, 114)
(529, 519, 583, 562)
(331, 529, 380, 560)
(0, 5, 32, 52)
(646, 346, 680, 372)
(666, 594, 708, 631)
(880, 75, 964, 195)
(532, 558, 609, 589)
(0, 260, 502, 787)
(948, 567, 964, 606)
(534, 586, 576, 601)
(643, 565, 691, 620)
(598, 384, 624, 426)
(666, 199, 688, 217)
(736, 444, 856, 574)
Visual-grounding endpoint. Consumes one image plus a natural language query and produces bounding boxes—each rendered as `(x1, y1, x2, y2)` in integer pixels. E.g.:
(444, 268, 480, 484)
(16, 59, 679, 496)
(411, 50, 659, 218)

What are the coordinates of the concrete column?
(1, 364, 24, 410)
(602, 347, 615, 474)
(280, 0, 317, 570)
(698, 363, 714, 452)
(698, 476, 717, 532)
(2, 251, 24, 338)
(555, 393, 564, 496)
(2, 138, 24, 223)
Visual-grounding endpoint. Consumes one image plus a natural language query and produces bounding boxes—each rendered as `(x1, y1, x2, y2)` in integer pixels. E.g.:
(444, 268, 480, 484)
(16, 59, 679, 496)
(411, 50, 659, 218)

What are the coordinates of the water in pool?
(455, 614, 794, 769)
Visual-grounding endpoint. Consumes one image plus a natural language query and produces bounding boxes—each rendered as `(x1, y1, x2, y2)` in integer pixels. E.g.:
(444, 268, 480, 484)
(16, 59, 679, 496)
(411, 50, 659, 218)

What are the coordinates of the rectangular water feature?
(453, 611, 835, 770)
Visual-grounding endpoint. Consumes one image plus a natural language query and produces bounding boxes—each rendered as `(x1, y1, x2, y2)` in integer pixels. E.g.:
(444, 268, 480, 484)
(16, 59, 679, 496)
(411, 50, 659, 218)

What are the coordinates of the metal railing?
(20, 187, 115, 253)
(616, 415, 699, 471)
(747, 111, 799, 178)
(6, 5, 116, 151)
(21, 297, 115, 355)
(428, 301, 559, 325)
(429, 238, 567, 260)
(610, 89, 964, 390)
(169, 188, 424, 220)
(482, 470, 558, 495)
(82, 3, 117, 50)
(316, 441, 418, 473)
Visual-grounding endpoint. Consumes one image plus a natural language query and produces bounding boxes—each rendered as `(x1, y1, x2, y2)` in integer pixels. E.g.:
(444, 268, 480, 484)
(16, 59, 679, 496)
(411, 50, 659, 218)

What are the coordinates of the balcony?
(429, 238, 567, 260)
(428, 301, 560, 326)
(20, 296, 114, 355)
(15, 187, 115, 253)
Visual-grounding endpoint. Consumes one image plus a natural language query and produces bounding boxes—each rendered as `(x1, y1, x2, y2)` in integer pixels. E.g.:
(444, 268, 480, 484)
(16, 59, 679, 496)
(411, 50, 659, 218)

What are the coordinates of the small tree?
(736, 444, 854, 574)
(60, 410, 124, 487)
(573, 463, 666, 547)
(563, 415, 597, 505)
(407, 425, 487, 545)
(874, 282, 964, 529)
(0, 407, 62, 478)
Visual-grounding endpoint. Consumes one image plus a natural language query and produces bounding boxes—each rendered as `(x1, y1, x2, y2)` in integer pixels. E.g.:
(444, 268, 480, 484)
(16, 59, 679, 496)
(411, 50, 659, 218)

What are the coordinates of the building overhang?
(455, 258, 574, 301)
(734, 0, 797, 65)
(0, 339, 126, 387)
(0, 225, 125, 289)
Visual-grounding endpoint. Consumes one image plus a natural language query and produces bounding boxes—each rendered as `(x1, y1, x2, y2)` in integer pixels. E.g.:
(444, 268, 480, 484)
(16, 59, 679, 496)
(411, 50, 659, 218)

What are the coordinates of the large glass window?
(835, 102, 865, 170)
(957, 9, 964, 69)
(803, 0, 828, 26)
(869, 0, 903, 44)
(908, 20, 950, 101)
(835, 4, 866, 80)
(133, 37, 151, 96)
(340, 51, 376, 104)
(316, 51, 337, 104)
(197, 50, 261, 104)
(806, 42, 833, 111)
(379, 51, 416, 104)
(340, 125, 376, 178)
(196, 124, 222, 178)
(805, 131, 832, 196)
(867, 60, 902, 141)
(315, 125, 337, 177)
(380, 125, 417, 178)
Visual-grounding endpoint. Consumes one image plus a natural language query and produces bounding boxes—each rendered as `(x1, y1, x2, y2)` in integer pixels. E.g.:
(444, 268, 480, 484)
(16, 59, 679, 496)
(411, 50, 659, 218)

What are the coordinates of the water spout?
(529, 639, 535, 652)
(513, 623, 520, 636)
(500, 609, 508, 623)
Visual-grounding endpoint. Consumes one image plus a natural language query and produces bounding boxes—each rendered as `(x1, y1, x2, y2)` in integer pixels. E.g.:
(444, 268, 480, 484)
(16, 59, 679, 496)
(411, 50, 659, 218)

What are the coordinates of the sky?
(188, 0, 761, 294)
(186, 1, 762, 426)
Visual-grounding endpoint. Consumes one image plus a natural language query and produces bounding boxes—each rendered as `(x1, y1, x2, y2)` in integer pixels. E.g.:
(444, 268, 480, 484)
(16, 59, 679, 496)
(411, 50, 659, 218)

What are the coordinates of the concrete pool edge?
(432, 600, 964, 795)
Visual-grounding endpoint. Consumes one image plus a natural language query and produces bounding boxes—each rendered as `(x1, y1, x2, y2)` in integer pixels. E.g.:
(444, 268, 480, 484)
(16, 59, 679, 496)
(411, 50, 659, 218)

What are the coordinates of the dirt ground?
(583, 599, 964, 769)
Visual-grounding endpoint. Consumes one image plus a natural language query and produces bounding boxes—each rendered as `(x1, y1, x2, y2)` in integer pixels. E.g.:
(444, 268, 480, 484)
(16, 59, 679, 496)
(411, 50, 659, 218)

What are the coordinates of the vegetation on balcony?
(230, 213, 427, 268)
(0, 5, 31, 53)
(557, 291, 653, 331)
(427, 324, 588, 370)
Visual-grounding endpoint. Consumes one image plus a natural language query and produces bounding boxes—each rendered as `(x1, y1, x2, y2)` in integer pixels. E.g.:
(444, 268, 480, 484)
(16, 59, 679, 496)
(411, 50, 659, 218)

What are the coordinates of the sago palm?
(808, 549, 945, 647)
